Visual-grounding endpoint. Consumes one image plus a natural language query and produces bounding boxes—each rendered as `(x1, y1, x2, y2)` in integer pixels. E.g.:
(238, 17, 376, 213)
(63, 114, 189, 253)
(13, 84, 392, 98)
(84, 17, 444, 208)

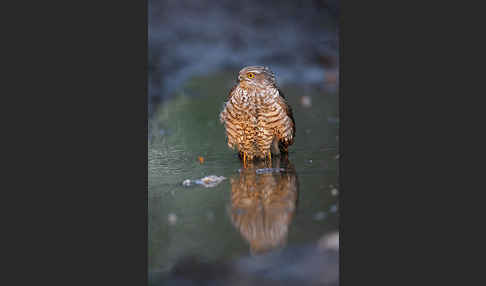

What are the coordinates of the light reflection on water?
(229, 158, 298, 255)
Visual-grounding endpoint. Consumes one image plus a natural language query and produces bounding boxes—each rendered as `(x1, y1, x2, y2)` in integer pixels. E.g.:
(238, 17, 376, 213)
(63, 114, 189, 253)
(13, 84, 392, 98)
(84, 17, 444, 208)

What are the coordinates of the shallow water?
(148, 71, 339, 283)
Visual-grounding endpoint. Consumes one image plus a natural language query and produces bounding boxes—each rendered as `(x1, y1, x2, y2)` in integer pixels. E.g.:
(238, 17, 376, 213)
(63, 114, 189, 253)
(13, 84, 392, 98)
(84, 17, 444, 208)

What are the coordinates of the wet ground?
(148, 71, 339, 285)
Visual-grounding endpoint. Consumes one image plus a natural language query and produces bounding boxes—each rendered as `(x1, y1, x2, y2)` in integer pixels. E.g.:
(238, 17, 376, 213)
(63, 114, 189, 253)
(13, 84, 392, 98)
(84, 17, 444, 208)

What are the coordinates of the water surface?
(148, 71, 339, 283)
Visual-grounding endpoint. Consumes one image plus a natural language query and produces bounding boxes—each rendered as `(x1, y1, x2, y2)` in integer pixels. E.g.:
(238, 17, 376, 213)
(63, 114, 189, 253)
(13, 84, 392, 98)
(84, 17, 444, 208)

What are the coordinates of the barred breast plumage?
(219, 66, 295, 162)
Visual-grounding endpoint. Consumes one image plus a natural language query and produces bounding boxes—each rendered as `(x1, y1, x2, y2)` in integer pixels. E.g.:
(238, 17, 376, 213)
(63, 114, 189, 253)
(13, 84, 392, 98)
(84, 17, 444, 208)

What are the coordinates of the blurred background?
(148, 0, 340, 285)
(148, 0, 339, 116)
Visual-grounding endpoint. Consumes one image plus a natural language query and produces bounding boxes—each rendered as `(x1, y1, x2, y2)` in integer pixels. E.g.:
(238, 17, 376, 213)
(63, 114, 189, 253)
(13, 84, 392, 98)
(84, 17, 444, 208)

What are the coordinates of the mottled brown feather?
(219, 66, 296, 160)
(276, 88, 296, 153)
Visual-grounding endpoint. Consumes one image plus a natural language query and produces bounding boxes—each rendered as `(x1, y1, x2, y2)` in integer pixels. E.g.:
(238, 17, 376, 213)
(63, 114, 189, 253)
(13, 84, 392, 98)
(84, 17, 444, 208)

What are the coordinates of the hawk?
(219, 66, 295, 164)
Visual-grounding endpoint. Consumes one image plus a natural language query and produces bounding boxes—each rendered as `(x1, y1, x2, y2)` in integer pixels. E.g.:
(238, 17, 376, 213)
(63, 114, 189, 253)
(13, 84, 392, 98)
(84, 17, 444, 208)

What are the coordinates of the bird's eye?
(247, 72, 255, 79)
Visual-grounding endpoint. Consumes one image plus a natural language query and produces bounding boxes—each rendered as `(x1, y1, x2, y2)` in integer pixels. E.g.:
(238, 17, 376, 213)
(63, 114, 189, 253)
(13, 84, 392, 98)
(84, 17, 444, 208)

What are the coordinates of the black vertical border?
(7, 1, 149, 285)
(338, 0, 343, 283)
(340, 0, 459, 284)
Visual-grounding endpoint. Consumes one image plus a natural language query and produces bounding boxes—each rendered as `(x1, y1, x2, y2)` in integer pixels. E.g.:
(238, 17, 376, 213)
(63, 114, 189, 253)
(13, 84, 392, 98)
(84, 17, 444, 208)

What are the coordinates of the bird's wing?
(275, 89, 296, 152)
(220, 84, 238, 124)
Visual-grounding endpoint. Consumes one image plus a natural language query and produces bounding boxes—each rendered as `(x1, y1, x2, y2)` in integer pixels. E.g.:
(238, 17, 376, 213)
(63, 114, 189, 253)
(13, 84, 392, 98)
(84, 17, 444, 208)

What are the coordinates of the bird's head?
(238, 66, 276, 88)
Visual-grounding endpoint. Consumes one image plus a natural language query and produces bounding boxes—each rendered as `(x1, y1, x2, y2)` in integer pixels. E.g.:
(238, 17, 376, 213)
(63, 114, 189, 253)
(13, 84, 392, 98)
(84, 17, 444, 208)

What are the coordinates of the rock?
(300, 95, 312, 108)
(182, 179, 192, 187)
(314, 211, 327, 221)
(182, 175, 226, 188)
(255, 168, 285, 174)
(168, 213, 177, 225)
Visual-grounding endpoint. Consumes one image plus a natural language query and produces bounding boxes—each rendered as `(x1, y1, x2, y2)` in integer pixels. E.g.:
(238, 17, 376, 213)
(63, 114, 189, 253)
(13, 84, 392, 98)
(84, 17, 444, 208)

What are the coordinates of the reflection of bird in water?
(229, 157, 299, 255)
(219, 66, 296, 165)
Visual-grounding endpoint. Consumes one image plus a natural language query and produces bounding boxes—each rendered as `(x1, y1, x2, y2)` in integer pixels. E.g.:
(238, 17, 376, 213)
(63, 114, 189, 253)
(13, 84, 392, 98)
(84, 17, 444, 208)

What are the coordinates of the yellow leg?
(243, 152, 247, 168)
(265, 151, 272, 167)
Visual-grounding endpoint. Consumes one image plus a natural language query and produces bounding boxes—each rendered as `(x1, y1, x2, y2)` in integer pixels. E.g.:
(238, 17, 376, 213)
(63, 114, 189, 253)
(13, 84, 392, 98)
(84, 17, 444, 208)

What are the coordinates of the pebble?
(182, 179, 192, 187)
(329, 205, 338, 213)
(301, 95, 312, 108)
(314, 211, 327, 221)
(318, 232, 339, 251)
(168, 213, 177, 225)
(182, 175, 226, 188)
(255, 168, 285, 174)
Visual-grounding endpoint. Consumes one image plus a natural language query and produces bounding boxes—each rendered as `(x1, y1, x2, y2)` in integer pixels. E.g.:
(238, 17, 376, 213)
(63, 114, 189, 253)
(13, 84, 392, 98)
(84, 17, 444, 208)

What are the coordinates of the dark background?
(148, 0, 340, 115)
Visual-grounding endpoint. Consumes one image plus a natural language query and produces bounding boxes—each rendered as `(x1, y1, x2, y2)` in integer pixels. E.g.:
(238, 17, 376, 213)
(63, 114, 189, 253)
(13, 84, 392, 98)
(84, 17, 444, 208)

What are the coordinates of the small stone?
(195, 175, 226, 188)
(314, 211, 327, 221)
(183, 175, 226, 188)
(255, 168, 285, 174)
(329, 204, 338, 213)
(182, 179, 192, 187)
(324, 71, 339, 85)
(301, 95, 312, 108)
(168, 213, 177, 225)
(318, 232, 339, 251)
